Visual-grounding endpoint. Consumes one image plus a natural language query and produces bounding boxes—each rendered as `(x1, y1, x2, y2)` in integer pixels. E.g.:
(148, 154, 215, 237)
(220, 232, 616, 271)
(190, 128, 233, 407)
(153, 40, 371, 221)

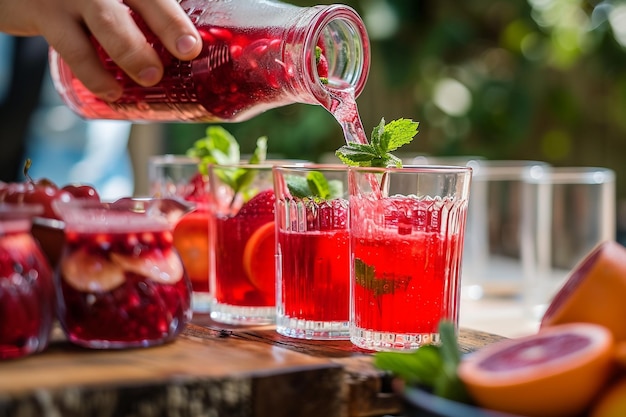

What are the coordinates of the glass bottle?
(0, 203, 55, 360)
(49, 0, 370, 123)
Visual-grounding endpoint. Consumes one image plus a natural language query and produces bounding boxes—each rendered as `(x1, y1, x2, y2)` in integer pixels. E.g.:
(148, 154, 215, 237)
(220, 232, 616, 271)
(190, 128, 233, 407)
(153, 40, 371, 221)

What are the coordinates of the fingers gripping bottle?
(49, 0, 370, 123)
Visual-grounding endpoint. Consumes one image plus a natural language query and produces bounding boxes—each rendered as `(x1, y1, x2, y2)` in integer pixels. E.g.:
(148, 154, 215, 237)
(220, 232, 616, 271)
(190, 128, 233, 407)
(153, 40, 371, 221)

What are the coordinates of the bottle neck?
(287, 4, 370, 109)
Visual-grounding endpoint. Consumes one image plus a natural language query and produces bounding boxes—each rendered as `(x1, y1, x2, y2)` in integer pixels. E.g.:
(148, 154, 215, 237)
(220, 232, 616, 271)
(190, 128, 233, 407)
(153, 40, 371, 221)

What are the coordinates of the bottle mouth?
(308, 5, 370, 99)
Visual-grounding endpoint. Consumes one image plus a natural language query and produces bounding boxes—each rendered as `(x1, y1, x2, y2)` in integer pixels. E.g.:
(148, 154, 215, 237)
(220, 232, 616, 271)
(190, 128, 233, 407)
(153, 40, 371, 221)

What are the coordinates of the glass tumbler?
(209, 163, 277, 325)
(273, 164, 350, 339)
(349, 165, 472, 351)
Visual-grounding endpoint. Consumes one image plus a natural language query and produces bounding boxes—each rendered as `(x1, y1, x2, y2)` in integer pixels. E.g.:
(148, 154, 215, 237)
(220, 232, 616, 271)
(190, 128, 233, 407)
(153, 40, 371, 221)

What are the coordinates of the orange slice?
(173, 211, 210, 290)
(458, 322, 614, 417)
(242, 221, 276, 295)
(541, 240, 626, 342)
(61, 248, 125, 293)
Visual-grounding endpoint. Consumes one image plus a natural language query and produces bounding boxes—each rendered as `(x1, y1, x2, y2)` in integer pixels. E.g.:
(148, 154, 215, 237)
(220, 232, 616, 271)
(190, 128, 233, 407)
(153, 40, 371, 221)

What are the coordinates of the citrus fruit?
(541, 241, 626, 342)
(61, 248, 125, 292)
(457, 322, 614, 417)
(590, 376, 626, 417)
(242, 221, 276, 295)
(110, 250, 184, 285)
(173, 211, 211, 291)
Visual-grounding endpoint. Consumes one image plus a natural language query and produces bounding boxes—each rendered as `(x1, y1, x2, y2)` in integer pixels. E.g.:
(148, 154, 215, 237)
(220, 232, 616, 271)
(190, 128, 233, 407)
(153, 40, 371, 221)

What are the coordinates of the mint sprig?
(335, 118, 419, 167)
(286, 171, 343, 200)
(186, 126, 267, 204)
(373, 321, 471, 403)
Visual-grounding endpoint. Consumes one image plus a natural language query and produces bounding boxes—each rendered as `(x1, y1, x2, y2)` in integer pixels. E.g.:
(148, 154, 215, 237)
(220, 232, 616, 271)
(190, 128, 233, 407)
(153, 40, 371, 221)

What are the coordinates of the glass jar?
(49, 0, 370, 122)
(0, 203, 55, 360)
(53, 198, 193, 349)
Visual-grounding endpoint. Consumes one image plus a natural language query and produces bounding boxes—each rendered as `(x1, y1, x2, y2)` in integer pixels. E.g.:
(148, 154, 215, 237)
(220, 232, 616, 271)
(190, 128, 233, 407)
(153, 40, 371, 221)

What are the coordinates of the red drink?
(349, 171, 470, 352)
(0, 205, 55, 359)
(211, 187, 276, 324)
(278, 228, 349, 321)
(55, 200, 192, 349)
(273, 166, 351, 339)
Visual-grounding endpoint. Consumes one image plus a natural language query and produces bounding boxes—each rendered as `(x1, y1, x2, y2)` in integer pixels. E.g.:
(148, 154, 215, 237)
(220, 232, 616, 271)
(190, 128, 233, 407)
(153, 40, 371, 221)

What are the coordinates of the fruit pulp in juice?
(58, 227, 192, 346)
(351, 197, 463, 334)
(213, 190, 276, 307)
(64, 19, 314, 122)
(0, 231, 55, 359)
(278, 229, 350, 321)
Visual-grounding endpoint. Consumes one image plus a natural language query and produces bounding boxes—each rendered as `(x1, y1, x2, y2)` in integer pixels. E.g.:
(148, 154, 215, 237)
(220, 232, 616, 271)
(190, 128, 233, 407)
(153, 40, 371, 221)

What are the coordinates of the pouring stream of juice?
(325, 85, 384, 198)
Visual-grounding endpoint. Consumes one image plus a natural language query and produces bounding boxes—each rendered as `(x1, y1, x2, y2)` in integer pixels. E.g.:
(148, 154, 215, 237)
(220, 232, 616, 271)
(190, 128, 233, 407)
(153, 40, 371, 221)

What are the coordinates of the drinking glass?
(348, 165, 472, 351)
(461, 160, 549, 300)
(521, 166, 616, 321)
(149, 154, 212, 312)
(273, 164, 350, 339)
(209, 163, 277, 325)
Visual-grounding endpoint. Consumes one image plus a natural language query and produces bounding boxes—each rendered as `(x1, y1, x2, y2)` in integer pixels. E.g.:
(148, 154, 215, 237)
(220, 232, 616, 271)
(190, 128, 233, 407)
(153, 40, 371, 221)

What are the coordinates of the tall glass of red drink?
(273, 164, 350, 339)
(349, 165, 472, 351)
(209, 163, 277, 325)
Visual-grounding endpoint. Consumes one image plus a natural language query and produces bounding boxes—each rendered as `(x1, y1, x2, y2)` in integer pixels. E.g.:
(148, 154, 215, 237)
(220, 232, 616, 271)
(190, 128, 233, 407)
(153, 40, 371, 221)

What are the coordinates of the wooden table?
(0, 314, 504, 417)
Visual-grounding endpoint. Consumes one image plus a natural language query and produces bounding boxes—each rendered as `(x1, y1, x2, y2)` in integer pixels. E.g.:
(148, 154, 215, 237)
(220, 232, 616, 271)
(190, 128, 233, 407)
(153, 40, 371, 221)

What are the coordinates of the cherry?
(62, 184, 100, 201)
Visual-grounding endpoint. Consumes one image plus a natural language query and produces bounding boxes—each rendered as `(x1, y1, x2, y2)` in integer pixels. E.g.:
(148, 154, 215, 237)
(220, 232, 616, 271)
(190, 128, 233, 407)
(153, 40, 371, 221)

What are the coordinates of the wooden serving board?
(0, 314, 505, 417)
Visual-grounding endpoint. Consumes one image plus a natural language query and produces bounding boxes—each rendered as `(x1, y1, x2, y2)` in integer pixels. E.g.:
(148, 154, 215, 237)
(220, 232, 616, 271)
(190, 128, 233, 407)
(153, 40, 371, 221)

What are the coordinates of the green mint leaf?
(247, 136, 268, 165)
(315, 45, 322, 63)
(228, 136, 268, 197)
(335, 143, 379, 166)
(374, 345, 443, 387)
(383, 118, 420, 152)
(370, 117, 387, 156)
(327, 179, 344, 199)
(186, 126, 240, 174)
(373, 320, 472, 403)
(285, 171, 344, 200)
(335, 117, 419, 168)
(285, 175, 311, 198)
(307, 171, 330, 199)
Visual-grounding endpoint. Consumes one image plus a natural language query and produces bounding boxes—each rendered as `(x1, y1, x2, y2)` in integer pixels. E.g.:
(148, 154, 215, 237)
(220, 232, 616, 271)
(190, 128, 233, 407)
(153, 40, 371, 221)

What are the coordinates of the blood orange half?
(458, 322, 614, 417)
(541, 240, 626, 342)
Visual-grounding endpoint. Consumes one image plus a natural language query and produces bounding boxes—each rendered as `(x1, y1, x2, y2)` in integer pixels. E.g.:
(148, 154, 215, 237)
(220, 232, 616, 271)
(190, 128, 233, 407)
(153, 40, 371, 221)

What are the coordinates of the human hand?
(0, 0, 202, 101)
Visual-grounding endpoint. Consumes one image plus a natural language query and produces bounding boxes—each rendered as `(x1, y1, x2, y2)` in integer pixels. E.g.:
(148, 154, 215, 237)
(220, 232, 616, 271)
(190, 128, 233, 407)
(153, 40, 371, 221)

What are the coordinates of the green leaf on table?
(373, 321, 472, 403)
(335, 118, 419, 168)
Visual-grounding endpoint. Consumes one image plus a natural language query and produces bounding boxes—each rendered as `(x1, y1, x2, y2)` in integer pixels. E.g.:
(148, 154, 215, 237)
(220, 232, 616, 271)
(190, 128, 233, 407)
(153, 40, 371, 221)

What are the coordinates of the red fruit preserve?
(49, 0, 369, 123)
(54, 199, 193, 349)
(0, 204, 55, 360)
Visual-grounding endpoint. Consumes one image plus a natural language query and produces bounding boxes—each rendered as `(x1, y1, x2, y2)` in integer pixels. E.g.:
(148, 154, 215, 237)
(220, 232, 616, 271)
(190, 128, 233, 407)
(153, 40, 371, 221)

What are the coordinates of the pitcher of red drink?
(0, 203, 55, 360)
(53, 198, 193, 349)
(48, 0, 370, 122)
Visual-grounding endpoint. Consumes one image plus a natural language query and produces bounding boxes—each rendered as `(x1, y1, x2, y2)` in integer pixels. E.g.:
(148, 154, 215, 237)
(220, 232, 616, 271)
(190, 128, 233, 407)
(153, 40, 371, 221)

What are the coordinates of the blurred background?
(139, 0, 626, 203)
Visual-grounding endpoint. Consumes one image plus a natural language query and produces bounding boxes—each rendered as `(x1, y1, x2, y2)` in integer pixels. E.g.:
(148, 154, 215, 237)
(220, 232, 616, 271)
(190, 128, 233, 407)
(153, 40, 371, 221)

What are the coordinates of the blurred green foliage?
(165, 0, 626, 197)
